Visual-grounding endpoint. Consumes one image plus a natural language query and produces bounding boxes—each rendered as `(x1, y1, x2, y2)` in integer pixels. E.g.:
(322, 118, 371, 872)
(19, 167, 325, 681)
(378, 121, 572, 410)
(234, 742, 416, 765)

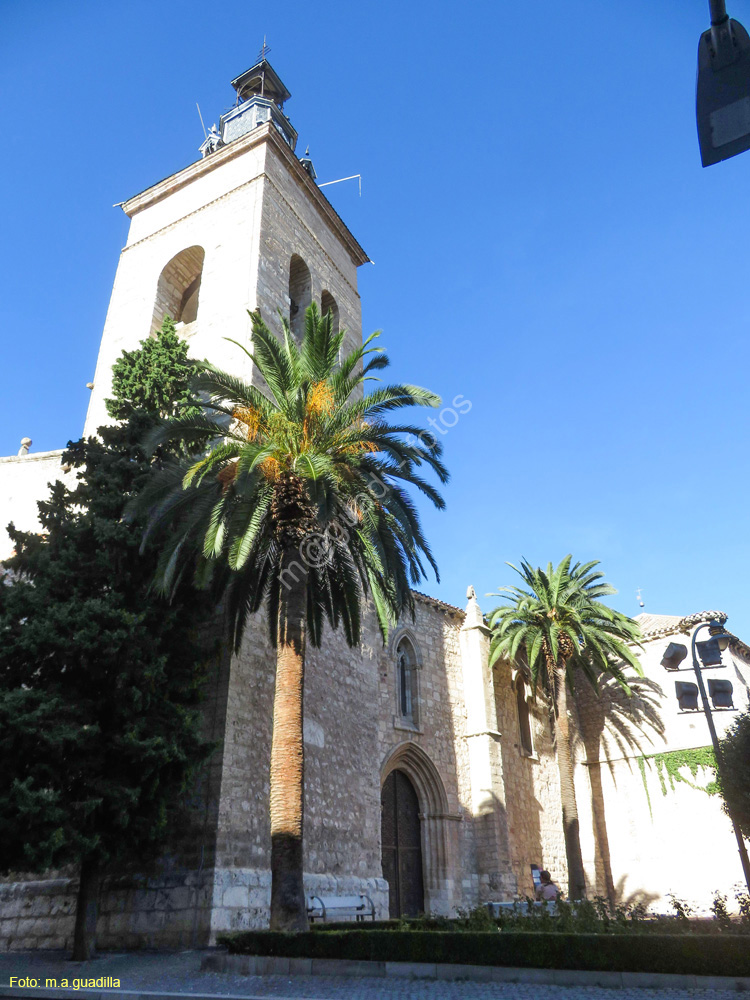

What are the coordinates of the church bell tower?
(84, 54, 369, 436)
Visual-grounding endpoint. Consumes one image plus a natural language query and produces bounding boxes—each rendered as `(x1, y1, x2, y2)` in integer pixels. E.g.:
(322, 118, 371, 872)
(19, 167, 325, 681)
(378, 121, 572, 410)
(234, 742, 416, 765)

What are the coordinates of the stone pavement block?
(287, 957, 313, 975)
(621, 970, 698, 989)
(435, 963, 493, 981)
(255, 955, 288, 975)
(553, 968, 623, 988)
(697, 976, 750, 991)
(311, 958, 383, 977)
(385, 961, 436, 978)
(492, 965, 554, 984)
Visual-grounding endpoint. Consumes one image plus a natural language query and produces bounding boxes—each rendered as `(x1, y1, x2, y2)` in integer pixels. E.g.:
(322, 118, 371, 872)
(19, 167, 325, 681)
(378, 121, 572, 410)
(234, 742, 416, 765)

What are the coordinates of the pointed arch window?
(516, 680, 534, 757)
(289, 254, 312, 341)
(396, 637, 419, 726)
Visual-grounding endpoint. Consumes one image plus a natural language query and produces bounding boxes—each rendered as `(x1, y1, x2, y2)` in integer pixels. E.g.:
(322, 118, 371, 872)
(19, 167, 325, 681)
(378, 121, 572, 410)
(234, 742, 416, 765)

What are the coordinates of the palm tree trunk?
(554, 664, 587, 900)
(269, 549, 309, 931)
(72, 854, 100, 961)
(587, 759, 616, 906)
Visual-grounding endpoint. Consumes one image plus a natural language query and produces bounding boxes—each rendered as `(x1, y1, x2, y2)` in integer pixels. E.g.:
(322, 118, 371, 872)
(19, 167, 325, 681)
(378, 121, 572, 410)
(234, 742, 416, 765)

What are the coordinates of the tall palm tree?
(136, 305, 448, 930)
(487, 556, 642, 900)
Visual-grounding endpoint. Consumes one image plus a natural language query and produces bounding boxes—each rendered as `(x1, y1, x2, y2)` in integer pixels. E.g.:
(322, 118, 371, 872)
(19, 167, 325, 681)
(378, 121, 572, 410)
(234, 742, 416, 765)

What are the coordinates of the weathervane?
(257, 36, 271, 62)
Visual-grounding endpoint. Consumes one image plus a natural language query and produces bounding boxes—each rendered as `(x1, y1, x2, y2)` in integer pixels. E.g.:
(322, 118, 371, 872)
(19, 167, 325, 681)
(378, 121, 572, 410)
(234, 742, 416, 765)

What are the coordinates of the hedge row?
(218, 930, 750, 977)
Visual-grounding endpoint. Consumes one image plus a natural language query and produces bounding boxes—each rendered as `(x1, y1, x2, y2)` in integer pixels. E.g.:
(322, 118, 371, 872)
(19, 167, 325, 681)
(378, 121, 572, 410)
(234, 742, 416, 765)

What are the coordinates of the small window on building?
(151, 246, 205, 334)
(675, 680, 700, 712)
(516, 681, 534, 756)
(289, 254, 312, 341)
(397, 638, 418, 726)
(320, 290, 339, 335)
(708, 678, 734, 709)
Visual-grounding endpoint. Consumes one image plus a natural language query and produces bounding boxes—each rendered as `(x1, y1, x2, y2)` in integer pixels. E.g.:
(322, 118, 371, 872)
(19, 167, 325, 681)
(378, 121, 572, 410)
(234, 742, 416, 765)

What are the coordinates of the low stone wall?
(0, 870, 389, 951)
(0, 871, 214, 952)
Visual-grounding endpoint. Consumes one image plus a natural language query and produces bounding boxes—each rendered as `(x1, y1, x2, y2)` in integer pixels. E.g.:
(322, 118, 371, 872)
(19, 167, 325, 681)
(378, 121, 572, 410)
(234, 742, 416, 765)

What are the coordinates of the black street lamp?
(690, 619, 750, 892)
(697, 0, 750, 165)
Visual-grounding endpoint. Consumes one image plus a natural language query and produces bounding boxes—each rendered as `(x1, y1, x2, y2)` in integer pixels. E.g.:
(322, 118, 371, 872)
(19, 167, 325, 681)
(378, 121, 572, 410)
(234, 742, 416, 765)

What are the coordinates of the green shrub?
(218, 929, 750, 976)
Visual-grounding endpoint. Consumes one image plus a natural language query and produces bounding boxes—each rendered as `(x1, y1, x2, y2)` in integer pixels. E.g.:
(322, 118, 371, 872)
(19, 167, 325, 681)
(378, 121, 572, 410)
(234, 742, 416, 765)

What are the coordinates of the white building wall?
(0, 452, 77, 561)
(575, 617, 750, 912)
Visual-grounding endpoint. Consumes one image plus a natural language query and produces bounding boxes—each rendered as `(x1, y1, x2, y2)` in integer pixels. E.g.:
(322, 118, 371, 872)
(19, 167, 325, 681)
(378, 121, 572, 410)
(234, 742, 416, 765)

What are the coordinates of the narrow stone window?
(516, 681, 534, 756)
(289, 254, 312, 341)
(397, 638, 418, 726)
(320, 290, 339, 335)
(151, 246, 205, 335)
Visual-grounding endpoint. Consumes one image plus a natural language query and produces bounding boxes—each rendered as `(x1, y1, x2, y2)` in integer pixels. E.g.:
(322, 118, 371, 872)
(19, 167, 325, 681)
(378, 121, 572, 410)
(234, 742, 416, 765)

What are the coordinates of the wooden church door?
(381, 769, 425, 917)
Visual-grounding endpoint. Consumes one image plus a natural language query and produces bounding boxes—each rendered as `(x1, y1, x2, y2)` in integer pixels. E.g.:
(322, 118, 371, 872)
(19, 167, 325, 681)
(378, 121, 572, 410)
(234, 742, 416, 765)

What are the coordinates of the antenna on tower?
(257, 36, 271, 61)
(636, 588, 645, 609)
(256, 36, 270, 97)
(196, 102, 208, 139)
(318, 174, 362, 197)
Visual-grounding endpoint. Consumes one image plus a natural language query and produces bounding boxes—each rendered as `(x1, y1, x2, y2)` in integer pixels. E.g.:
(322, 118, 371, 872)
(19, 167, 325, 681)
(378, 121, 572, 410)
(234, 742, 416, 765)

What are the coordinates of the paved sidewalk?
(0, 951, 744, 1000)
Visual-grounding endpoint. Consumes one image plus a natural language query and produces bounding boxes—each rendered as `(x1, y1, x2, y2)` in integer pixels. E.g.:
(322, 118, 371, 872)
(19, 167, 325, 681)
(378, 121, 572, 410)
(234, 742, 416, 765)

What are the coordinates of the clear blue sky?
(2, 0, 749, 634)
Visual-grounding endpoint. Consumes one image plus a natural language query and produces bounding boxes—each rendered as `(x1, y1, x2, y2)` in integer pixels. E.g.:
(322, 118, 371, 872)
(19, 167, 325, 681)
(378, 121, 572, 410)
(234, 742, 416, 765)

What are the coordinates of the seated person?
(535, 870, 562, 901)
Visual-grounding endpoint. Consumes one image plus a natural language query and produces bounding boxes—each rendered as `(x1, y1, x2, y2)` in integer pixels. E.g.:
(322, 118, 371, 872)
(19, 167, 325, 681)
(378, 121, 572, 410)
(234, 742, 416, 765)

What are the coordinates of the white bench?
(307, 893, 376, 923)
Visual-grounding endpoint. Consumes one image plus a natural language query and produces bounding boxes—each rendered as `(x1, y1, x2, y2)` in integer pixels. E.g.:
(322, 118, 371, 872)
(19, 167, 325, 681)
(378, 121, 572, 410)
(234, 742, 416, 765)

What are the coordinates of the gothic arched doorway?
(381, 769, 424, 917)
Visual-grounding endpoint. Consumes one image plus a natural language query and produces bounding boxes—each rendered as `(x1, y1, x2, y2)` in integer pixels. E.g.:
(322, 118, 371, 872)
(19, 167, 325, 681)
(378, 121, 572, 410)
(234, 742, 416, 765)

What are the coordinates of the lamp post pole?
(709, 0, 727, 25)
(690, 622, 750, 893)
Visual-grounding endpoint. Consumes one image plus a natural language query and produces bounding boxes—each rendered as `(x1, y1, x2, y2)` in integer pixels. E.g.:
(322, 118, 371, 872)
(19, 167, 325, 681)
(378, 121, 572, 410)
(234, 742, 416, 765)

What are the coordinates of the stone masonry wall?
(376, 596, 476, 914)
(209, 598, 387, 928)
(492, 660, 567, 898)
(0, 873, 215, 952)
(255, 142, 363, 361)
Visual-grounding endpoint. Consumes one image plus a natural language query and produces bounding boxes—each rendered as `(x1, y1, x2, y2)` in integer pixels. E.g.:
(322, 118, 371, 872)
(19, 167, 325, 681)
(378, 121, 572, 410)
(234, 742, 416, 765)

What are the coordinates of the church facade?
(1, 58, 748, 951)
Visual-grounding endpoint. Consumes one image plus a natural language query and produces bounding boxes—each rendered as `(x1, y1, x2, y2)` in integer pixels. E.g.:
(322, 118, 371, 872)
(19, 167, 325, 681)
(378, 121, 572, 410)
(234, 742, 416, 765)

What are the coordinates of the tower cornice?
(121, 124, 369, 268)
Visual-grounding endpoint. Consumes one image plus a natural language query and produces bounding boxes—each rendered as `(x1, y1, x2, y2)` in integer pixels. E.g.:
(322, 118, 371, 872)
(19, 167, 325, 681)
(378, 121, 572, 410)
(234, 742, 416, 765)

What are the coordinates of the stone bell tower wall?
(83, 125, 367, 440)
(83, 133, 269, 438)
(255, 140, 363, 357)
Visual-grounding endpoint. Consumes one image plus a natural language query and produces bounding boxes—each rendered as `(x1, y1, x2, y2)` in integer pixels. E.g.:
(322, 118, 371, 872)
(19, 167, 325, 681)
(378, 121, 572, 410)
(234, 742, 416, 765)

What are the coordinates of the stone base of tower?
(208, 870, 389, 939)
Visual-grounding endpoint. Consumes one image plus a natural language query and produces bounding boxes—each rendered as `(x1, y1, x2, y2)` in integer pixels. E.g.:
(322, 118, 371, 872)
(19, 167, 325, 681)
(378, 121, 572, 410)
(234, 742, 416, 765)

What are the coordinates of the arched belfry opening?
(152, 246, 205, 335)
(288, 254, 311, 340)
(320, 290, 339, 336)
(380, 742, 455, 917)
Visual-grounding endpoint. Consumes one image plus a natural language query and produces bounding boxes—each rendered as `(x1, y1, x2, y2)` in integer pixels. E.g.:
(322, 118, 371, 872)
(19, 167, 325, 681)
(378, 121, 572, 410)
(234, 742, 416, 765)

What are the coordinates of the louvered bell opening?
(661, 642, 688, 671)
(708, 678, 734, 709)
(675, 681, 700, 711)
(696, 637, 723, 667)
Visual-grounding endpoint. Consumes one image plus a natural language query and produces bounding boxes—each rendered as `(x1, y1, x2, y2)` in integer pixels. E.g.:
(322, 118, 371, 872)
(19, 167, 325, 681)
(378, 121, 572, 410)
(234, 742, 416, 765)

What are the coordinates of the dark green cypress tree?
(718, 711, 750, 839)
(0, 319, 216, 960)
